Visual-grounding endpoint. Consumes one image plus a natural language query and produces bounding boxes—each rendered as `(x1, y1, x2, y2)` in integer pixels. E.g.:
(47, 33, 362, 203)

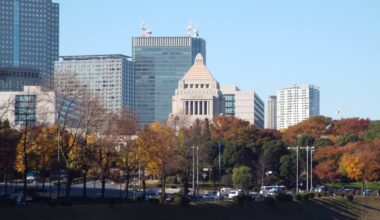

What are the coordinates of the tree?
(116, 108, 138, 200)
(279, 154, 296, 187)
(331, 118, 370, 136)
(29, 126, 58, 189)
(363, 121, 380, 141)
(313, 145, 349, 182)
(211, 116, 251, 142)
(222, 142, 255, 174)
(95, 113, 119, 199)
(282, 116, 332, 145)
(262, 140, 288, 176)
(232, 166, 253, 190)
(0, 127, 20, 195)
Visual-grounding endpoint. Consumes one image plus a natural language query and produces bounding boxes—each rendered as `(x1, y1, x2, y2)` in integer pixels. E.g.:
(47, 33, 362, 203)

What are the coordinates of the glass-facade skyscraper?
(0, 0, 59, 89)
(132, 36, 206, 125)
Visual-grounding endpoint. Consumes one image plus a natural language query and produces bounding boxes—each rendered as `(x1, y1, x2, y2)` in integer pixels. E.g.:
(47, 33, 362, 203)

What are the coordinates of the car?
(363, 189, 373, 196)
(26, 171, 40, 183)
(249, 192, 261, 201)
(228, 190, 242, 199)
(202, 191, 218, 201)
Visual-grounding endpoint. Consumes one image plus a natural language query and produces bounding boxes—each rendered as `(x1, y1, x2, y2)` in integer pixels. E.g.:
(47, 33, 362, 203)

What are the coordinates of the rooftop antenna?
(193, 23, 199, 37)
(141, 19, 152, 37)
(187, 20, 193, 37)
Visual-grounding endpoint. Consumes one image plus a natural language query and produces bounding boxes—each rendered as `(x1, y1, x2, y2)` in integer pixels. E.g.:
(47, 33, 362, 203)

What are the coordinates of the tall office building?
(133, 35, 206, 125)
(0, 0, 59, 89)
(276, 85, 320, 130)
(54, 55, 134, 113)
(220, 85, 265, 129)
(266, 96, 277, 129)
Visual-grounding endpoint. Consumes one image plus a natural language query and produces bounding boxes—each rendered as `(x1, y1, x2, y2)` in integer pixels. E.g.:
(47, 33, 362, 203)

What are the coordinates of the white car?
(228, 189, 241, 199)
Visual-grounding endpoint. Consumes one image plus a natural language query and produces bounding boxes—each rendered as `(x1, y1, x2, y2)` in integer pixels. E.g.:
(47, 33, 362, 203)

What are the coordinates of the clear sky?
(55, 0, 380, 120)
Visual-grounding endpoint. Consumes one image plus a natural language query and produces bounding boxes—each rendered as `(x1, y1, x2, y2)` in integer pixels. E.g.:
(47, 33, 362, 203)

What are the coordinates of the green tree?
(232, 166, 253, 190)
(262, 140, 288, 176)
(363, 121, 380, 141)
(279, 154, 296, 187)
(222, 142, 254, 174)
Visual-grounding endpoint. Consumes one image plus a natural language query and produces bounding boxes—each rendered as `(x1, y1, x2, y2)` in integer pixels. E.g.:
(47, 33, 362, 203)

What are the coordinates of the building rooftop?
(181, 54, 215, 81)
(60, 54, 130, 61)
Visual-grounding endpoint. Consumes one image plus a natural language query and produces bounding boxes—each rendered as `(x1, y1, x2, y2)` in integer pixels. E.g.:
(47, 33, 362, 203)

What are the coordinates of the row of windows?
(184, 84, 209, 89)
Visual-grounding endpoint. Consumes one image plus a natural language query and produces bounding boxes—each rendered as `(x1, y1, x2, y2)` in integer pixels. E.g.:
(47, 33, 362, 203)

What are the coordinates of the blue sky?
(55, 0, 380, 120)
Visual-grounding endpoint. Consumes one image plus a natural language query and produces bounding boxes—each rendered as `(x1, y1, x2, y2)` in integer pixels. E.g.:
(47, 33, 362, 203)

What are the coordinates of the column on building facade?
(199, 101, 203, 115)
(204, 101, 207, 116)
(190, 101, 193, 115)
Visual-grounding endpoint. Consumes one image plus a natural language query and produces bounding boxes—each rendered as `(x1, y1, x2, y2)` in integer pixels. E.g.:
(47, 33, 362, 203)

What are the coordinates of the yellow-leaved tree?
(136, 122, 177, 200)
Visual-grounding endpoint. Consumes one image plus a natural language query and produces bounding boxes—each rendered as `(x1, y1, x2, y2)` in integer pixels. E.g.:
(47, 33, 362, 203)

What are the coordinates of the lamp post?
(306, 145, 309, 192)
(310, 148, 314, 192)
(192, 146, 195, 197)
(218, 141, 221, 183)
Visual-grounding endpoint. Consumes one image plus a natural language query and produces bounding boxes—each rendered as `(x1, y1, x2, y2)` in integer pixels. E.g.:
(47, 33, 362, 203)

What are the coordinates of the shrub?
(309, 192, 315, 199)
(233, 194, 252, 205)
(60, 198, 73, 207)
(293, 194, 302, 201)
(264, 197, 276, 207)
(301, 193, 310, 201)
(165, 176, 178, 184)
(347, 195, 354, 202)
(148, 198, 160, 205)
(173, 194, 189, 206)
(275, 194, 293, 202)
(221, 175, 232, 186)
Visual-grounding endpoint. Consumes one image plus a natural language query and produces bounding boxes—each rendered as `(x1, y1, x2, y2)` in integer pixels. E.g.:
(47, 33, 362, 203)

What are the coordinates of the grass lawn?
(325, 181, 380, 190)
(1, 197, 380, 220)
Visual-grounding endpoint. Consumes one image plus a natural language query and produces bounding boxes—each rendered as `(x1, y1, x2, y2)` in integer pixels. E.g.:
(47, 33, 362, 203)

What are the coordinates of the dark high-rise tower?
(132, 36, 206, 125)
(0, 0, 59, 90)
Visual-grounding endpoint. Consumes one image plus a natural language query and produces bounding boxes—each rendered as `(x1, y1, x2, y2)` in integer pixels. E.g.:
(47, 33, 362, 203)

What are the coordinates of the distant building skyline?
(266, 96, 277, 129)
(54, 54, 134, 113)
(0, 0, 59, 89)
(276, 84, 320, 130)
(220, 85, 265, 128)
(133, 36, 206, 125)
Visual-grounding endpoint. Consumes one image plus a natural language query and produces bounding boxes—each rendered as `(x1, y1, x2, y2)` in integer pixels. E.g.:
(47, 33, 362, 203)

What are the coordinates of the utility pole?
(218, 141, 221, 183)
(192, 146, 195, 197)
(196, 146, 199, 196)
(306, 146, 309, 193)
(310, 147, 315, 192)
(57, 125, 61, 198)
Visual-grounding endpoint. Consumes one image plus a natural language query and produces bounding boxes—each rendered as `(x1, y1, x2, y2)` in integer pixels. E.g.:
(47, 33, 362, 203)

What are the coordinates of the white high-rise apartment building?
(266, 96, 277, 129)
(276, 85, 320, 130)
(220, 85, 265, 128)
(54, 55, 134, 113)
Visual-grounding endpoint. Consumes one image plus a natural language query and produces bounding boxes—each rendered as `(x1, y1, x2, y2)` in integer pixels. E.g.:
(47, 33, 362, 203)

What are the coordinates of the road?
(0, 181, 181, 198)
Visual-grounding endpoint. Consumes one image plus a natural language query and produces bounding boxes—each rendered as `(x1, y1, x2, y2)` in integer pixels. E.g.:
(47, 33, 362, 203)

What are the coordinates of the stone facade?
(171, 53, 224, 124)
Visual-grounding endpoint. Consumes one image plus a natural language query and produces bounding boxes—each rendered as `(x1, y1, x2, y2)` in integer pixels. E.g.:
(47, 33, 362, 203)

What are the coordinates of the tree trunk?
(4, 167, 8, 195)
(161, 171, 166, 203)
(101, 175, 106, 199)
(65, 170, 73, 197)
(125, 169, 130, 200)
(142, 169, 146, 200)
(82, 172, 87, 200)
(23, 126, 28, 198)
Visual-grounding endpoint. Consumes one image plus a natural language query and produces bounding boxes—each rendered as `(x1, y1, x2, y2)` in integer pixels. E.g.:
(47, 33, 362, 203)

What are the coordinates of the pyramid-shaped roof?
(181, 53, 215, 81)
